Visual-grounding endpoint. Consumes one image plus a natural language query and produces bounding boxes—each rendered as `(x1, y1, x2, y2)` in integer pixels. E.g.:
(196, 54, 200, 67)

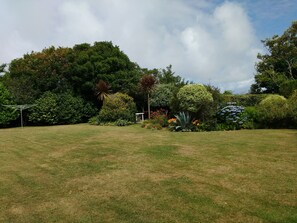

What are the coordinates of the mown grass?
(0, 124, 296, 222)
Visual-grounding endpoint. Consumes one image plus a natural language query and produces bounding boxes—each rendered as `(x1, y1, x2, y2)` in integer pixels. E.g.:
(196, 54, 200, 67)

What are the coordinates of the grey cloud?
(0, 0, 262, 92)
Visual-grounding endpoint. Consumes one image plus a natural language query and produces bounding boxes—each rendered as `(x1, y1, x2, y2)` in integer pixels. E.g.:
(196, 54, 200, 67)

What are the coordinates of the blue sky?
(0, 0, 296, 93)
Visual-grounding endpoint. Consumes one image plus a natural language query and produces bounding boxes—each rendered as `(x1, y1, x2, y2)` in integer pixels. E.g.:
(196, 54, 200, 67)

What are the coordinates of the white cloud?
(0, 0, 262, 93)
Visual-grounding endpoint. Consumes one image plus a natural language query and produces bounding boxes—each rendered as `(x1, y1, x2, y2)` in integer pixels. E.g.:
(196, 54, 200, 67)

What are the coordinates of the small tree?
(139, 74, 156, 119)
(151, 84, 175, 108)
(95, 80, 111, 101)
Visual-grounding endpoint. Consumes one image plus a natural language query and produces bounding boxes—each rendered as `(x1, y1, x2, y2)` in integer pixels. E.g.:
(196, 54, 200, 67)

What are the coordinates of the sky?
(0, 0, 296, 93)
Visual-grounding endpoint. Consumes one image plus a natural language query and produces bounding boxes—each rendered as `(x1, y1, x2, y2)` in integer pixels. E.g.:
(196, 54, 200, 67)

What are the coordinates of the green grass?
(0, 124, 296, 223)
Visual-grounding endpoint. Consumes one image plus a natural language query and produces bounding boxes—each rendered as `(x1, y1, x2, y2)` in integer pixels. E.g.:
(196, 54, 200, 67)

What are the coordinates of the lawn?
(0, 124, 296, 223)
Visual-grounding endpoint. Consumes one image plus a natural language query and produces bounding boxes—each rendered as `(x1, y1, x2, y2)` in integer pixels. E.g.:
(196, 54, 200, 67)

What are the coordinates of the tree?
(0, 63, 5, 73)
(251, 21, 297, 93)
(155, 65, 187, 87)
(150, 84, 175, 108)
(139, 74, 156, 119)
(3, 41, 141, 105)
(177, 84, 213, 117)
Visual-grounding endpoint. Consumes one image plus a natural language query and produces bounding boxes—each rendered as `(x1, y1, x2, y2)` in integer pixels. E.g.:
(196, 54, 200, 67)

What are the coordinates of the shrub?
(177, 84, 213, 115)
(141, 120, 162, 130)
(29, 92, 91, 125)
(88, 116, 100, 125)
(0, 82, 19, 126)
(150, 109, 168, 127)
(115, 119, 133, 126)
(288, 90, 297, 127)
(29, 92, 59, 125)
(151, 84, 175, 108)
(217, 105, 247, 130)
(257, 95, 289, 128)
(98, 92, 136, 123)
(168, 112, 192, 132)
(241, 106, 260, 129)
(222, 94, 270, 106)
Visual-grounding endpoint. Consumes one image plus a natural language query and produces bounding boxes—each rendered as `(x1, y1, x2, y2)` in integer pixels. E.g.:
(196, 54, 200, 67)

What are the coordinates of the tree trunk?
(147, 93, 150, 119)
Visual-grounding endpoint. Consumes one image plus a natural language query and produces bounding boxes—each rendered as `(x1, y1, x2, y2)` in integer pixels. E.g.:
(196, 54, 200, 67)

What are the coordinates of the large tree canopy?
(3, 41, 142, 104)
(251, 21, 297, 94)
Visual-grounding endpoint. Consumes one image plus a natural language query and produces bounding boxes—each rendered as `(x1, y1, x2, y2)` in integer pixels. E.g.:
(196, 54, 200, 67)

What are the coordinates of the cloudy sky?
(1, 0, 296, 93)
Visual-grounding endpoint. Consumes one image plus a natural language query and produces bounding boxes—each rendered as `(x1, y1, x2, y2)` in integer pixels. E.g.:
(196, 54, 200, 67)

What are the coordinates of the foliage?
(139, 74, 156, 93)
(222, 94, 270, 106)
(251, 21, 297, 94)
(95, 80, 111, 101)
(241, 106, 260, 129)
(150, 84, 175, 108)
(29, 92, 59, 125)
(170, 112, 192, 132)
(141, 120, 163, 130)
(203, 84, 223, 121)
(139, 74, 157, 119)
(288, 90, 297, 127)
(279, 79, 297, 98)
(115, 119, 134, 126)
(29, 92, 93, 125)
(0, 82, 19, 126)
(257, 95, 289, 128)
(150, 109, 168, 127)
(155, 65, 187, 87)
(3, 42, 141, 105)
(217, 105, 247, 130)
(98, 92, 136, 123)
(177, 84, 213, 114)
(88, 116, 100, 125)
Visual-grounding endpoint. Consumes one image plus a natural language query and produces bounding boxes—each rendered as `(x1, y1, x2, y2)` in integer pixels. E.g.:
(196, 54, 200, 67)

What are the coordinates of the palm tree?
(95, 80, 111, 101)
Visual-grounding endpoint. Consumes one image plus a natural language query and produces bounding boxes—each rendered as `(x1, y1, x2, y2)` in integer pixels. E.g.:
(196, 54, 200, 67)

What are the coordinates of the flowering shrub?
(141, 120, 162, 130)
(217, 105, 247, 130)
(150, 109, 168, 127)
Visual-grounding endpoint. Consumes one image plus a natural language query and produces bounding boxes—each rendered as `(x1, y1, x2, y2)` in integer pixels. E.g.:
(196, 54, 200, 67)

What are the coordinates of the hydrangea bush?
(217, 105, 247, 130)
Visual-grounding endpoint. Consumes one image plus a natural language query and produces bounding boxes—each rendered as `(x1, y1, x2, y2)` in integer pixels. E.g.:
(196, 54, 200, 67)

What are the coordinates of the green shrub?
(177, 84, 213, 115)
(115, 119, 133, 126)
(98, 93, 136, 123)
(257, 95, 289, 128)
(222, 94, 270, 106)
(242, 106, 260, 129)
(29, 92, 92, 125)
(151, 84, 175, 108)
(0, 82, 19, 126)
(168, 112, 193, 132)
(88, 116, 100, 125)
(56, 93, 86, 124)
(29, 92, 59, 125)
(288, 90, 297, 127)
